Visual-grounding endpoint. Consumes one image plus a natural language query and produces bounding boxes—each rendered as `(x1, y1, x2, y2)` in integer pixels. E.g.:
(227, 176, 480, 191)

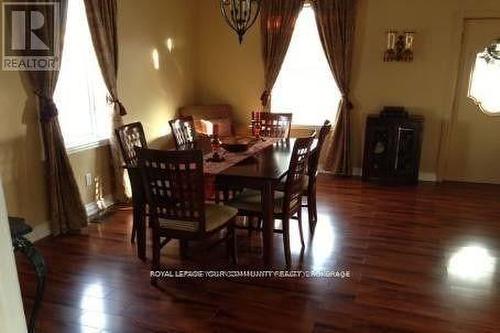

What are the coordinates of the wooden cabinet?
(362, 112, 424, 184)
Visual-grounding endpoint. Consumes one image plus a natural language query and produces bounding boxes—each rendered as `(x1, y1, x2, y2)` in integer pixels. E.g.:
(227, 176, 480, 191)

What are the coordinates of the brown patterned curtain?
(313, 0, 357, 175)
(84, 0, 127, 202)
(27, 0, 87, 235)
(260, 0, 304, 108)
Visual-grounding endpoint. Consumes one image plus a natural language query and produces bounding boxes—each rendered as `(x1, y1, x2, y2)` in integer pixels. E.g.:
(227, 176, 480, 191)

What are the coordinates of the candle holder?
(384, 31, 415, 62)
(207, 124, 225, 162)
(252, 111, 262, 139)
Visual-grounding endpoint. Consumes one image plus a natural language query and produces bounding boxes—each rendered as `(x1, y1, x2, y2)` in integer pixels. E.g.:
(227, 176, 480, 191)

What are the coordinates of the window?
(468, 40, 500, 115)
(54, 0, 112, 151)
(271, 5, 341, 126)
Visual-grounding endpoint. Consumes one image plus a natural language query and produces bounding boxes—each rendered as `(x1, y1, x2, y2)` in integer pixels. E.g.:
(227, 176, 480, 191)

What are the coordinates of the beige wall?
(194, 0, 264, 128)
(70, 0, 198, 206)
(194, 0, 500, 180)
(69, 146, 114, 206)
(0, 59, 49, 226)
(118, 0, 197, 148)
(350, 0, 460, 177)
(0, 0, 197, 228)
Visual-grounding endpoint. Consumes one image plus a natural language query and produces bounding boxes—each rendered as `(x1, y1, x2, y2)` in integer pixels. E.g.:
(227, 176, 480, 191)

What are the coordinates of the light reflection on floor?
(276, 213, 337, 270)
(310, 214, 336, 269)
(79, 283, 105, 329)
(447, 245, 496, 287)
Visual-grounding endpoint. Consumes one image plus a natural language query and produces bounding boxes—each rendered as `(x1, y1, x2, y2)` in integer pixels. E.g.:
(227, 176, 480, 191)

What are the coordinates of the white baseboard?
(419, 172, 437, 182)
(26, 222, 51, 243)
(22, 196, 114, 243)
(351, 167, 436, 182)
(85, 195, 115, 217)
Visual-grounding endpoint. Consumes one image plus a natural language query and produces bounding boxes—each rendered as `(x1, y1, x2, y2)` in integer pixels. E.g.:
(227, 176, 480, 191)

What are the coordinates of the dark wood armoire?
(362, 108, 424, 185)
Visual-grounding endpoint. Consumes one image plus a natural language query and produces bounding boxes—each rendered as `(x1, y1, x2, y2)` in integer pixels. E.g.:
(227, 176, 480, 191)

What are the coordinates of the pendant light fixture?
(220, 0, 261, 44)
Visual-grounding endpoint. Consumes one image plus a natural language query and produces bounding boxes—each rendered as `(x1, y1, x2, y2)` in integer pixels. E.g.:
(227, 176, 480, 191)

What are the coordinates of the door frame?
(437, 15, 500, 182)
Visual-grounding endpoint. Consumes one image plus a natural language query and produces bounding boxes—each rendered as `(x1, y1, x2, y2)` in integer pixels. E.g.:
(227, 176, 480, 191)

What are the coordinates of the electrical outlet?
(85, 173, 92, 187)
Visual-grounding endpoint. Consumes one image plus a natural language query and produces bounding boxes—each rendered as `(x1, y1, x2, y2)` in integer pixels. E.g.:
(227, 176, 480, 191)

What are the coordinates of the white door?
(445, 19, 500, 184)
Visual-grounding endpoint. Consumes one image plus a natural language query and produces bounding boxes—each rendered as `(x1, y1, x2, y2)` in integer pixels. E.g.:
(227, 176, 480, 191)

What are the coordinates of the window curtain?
(84, 0, 127, 202)
(260, 0, 304, 108)
(27, 0, 88, 235)
(312, 0, 357, 175)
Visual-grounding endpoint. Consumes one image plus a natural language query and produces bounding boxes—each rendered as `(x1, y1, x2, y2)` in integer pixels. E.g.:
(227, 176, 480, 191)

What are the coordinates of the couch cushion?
(158, 204, 238, 232)
(195, 118, 232, 137)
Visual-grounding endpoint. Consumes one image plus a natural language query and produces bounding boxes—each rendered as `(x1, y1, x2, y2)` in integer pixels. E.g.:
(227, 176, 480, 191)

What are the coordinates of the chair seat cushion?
(227, 189, 285, 214)
(158, 204, 238, 232)
(276, 175, 309, 192)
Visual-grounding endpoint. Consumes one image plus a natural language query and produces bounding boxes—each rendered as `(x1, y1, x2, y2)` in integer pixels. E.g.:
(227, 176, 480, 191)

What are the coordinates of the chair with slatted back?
(227, 136, 314, 268)
(303, 120, 332, 228)
(252, 112, 293, 138)
(115, 122, 148, 248)
(137, 148, 238, 285)
(169, 116, 198, 149)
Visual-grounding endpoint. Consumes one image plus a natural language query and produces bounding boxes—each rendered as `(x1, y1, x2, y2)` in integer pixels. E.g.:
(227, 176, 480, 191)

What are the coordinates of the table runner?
(203, 138, 280, 199)
(203, 138, 280, 175)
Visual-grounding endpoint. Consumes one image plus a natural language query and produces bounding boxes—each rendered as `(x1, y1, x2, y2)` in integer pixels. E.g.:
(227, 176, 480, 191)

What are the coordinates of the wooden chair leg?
(283, 218, 291, 269)
(133, 203, 147, 260)
(247, 216, 253, 236)
(306, 192, 314, 225)
(297, 208, 305, 248)
(311, 191, 318, 222)
(227, 219, 238, 264)
(151, 227, 160, 286)
(180, 240, 189, 259)
(131, 200, 143, 244)
(131, 220, 137, 243)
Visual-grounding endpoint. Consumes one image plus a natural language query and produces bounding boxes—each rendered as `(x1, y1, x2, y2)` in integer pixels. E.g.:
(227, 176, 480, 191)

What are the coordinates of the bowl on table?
(221, 137, 257, 153)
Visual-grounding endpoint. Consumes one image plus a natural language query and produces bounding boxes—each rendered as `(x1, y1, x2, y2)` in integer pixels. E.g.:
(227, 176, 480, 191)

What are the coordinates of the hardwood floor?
(17, 176, 500, 332)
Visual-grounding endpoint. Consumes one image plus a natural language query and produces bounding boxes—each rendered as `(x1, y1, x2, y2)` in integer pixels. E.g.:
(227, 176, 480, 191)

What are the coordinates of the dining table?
(135, 135, 317, 267)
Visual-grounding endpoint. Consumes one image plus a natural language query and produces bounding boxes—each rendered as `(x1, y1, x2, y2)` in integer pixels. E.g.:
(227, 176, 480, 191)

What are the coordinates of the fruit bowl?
(221, 137, 257, 153)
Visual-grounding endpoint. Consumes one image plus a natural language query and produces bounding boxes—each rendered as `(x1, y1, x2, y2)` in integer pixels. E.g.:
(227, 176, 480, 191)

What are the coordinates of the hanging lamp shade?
(220, 0, 261, 44)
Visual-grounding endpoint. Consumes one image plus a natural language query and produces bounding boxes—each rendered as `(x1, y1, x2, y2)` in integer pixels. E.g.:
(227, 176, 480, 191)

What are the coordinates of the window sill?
(66, 139, 110, 155)
(292, 124, 322, 130)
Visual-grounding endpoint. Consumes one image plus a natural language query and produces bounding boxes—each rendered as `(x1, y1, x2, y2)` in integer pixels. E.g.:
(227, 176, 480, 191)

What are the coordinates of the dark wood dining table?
(134, 136, 317, 266)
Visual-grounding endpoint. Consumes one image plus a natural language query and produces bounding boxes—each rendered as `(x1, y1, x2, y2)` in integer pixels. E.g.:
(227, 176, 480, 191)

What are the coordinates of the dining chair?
(137, 148, 238, 285)
(252, 112, 293, 138)
(303, 120, 332, 227)
(169, 116, 198, 149)
(115, 122, 148, 245)
(226, 136, 314, 268)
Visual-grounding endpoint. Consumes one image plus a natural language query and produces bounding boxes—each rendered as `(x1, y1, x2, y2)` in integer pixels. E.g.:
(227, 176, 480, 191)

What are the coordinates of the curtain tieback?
(35, 93, 58, 122)
(341, 94, 354, 110)
(260, 90, 270, 107)
(107, 96, 128, 116)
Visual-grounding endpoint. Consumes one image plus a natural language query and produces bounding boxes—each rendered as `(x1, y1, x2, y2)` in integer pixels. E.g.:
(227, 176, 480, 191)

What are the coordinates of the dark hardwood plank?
(16, 177, 500, 332)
